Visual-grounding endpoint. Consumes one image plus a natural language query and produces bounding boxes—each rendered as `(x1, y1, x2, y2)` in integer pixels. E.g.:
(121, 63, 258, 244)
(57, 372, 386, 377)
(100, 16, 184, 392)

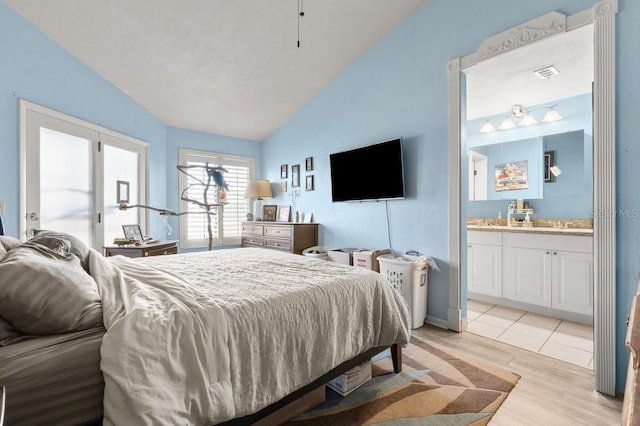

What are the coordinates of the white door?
(21, 101, 147, 249)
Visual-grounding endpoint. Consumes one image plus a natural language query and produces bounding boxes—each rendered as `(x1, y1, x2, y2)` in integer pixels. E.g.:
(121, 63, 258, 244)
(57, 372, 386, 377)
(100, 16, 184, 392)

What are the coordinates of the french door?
(20, 100, 147, 249)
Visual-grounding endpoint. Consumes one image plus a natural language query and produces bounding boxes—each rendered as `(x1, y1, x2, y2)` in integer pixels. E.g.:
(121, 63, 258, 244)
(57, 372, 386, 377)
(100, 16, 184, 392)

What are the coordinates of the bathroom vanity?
(467, 226, 593, 324)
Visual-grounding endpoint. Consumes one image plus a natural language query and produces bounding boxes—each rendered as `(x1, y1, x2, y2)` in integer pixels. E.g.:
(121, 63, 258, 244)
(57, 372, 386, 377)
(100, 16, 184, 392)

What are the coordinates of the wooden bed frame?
(220, 343, 402, 425)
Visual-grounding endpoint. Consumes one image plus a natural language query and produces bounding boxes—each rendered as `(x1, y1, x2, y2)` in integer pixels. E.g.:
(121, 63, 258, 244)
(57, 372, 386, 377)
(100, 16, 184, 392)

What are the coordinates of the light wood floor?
(414, 324, 623, 425)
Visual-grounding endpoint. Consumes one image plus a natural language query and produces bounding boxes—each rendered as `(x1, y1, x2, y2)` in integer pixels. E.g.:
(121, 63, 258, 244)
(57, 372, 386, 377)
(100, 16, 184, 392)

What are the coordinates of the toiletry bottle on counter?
(524, 212, 531, 223)
(516, 199, 524, 210)
(498, 212, 502, 219)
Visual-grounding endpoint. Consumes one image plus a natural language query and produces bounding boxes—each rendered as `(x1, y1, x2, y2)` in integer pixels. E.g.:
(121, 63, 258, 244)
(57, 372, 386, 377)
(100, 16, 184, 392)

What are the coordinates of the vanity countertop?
(467, 224, 593, 236)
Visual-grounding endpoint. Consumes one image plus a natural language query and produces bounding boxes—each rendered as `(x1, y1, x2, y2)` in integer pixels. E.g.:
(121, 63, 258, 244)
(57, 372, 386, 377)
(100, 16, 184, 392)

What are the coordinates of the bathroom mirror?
(448, 2, 617, 395)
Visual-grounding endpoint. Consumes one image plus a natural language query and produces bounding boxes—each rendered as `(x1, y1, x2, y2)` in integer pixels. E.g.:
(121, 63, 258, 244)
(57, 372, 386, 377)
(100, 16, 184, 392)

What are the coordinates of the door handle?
(27, 212, 39, 221)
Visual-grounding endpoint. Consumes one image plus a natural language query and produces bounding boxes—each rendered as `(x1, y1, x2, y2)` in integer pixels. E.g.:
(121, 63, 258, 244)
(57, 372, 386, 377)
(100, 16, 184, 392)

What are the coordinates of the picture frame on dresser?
(263, 205, 277, 221)
(122, 224, 143, 242)
(277, 205, 291, 222)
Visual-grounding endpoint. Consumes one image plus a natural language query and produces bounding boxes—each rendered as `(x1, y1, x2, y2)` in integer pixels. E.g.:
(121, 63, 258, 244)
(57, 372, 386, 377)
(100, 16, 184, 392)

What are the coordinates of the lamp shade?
(244, 179, 273, 200)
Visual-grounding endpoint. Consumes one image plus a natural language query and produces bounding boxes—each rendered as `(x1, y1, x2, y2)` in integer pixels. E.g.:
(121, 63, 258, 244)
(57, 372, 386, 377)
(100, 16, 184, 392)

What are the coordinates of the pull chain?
(297, 0, 304, 48)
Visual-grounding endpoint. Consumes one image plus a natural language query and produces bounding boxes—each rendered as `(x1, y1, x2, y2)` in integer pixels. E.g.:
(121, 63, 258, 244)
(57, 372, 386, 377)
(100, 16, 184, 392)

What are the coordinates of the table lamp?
(244, 179, 273, 220)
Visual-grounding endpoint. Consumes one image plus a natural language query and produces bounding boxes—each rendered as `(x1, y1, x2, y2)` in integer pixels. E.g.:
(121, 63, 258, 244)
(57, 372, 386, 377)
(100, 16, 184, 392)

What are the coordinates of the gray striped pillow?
(0, 242, 103, 335)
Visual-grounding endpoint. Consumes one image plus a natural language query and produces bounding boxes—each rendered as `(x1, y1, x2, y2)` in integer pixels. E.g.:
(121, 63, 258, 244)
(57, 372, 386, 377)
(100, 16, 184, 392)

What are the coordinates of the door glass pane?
(104, 144, 139, 243)
(40, 127, 93, 245)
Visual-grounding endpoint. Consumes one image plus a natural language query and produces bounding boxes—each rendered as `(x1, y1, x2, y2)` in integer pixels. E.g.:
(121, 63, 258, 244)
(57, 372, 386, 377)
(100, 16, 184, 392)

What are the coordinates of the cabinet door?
(503, 247, 552, 307)
(468, 243, 502, 297)
(552, 250, 593, 315)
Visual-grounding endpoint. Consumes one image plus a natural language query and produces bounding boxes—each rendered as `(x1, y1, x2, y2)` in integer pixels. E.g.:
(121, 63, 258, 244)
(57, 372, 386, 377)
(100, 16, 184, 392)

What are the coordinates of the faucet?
(564, 222, 573, 229)
(553, 221, 562, 229)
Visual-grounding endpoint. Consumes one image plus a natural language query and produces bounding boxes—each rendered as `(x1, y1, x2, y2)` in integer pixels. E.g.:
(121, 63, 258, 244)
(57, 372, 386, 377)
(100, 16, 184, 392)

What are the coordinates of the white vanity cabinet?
(502, 232, 593, 316)
(467, 231, 502, 297)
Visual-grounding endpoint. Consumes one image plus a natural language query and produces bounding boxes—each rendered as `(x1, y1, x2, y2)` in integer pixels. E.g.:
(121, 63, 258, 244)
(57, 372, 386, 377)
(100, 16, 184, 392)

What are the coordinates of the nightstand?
(103, 240, 178, 258)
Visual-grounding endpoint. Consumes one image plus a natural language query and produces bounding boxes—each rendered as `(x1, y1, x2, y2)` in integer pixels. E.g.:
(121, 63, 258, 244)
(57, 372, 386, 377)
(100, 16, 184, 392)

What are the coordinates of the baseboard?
(424, 315, 450, 330)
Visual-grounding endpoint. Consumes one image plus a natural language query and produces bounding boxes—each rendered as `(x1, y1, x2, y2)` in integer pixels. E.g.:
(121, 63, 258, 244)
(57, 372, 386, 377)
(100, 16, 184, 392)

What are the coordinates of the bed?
(0, 232, 411, 425)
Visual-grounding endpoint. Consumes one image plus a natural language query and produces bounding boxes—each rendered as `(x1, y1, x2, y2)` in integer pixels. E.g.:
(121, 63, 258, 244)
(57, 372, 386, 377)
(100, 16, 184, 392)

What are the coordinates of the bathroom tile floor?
(467, 299, 594, 369)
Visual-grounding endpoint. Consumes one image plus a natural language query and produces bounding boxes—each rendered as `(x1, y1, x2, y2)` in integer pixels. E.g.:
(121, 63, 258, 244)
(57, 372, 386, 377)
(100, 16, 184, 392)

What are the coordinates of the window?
(179, 149, 254, 248)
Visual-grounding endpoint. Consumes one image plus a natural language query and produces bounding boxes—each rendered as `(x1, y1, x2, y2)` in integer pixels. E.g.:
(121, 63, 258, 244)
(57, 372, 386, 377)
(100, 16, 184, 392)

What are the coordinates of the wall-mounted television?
(330, 137, 405, 202)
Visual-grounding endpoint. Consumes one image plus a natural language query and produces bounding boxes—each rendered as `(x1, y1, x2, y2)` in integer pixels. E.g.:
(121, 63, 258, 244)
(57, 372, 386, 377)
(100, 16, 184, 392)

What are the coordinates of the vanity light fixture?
(542, 106, 563, 122)
(549, 165, 562, 177)
(479, 120, 496, 133)
(519, 113, 538, 126)
(498, 117, 516, 130)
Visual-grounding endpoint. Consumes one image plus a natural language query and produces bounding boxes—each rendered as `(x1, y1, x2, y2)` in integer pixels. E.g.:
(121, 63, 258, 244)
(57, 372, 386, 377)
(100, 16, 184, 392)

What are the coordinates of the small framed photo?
(291, 164, 300, 188)
(263, 205, 277, 221)
(277, 205, 291, 222)
(280, 164, 288, 179)
(117, 180, 130, 204)
(122, 224, 143, 242)
(303, 212, 313, 223)
(305, 175, 314, 191)
(281, 181, 287, 192)
(305, 156, 313, 171)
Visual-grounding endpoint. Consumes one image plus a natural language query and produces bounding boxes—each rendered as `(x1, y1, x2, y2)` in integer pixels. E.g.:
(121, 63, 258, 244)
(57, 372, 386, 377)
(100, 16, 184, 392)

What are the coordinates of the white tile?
(539, 340, 593, 368)
(508, 320, 555, 340)
(468, 299, 495, 313)
(556, 320, 593, 339)
(474, 305, 524, 329)
(517, 312, 562, 330)
(467, 320, 505, 340)
(496, 328, 547, 352)
(547, 330, 593, 353)
(487, 305, 526, 321)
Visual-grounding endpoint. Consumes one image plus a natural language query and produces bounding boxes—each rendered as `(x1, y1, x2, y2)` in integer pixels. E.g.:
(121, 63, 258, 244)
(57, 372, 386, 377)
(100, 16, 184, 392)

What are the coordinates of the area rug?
(286, 334, 520, 425)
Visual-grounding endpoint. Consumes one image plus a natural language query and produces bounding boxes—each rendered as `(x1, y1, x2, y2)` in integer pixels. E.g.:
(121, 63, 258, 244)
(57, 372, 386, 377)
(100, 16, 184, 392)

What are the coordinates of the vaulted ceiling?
(6, 0, 427, 141)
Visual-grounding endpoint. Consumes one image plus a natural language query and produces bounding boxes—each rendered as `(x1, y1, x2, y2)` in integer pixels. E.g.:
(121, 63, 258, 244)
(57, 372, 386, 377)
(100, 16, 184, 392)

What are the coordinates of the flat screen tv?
(330, 137, 405, 202)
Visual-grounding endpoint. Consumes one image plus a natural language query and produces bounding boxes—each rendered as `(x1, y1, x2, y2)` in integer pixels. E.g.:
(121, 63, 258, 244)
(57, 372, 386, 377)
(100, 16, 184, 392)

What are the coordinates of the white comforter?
(89, 247, 411, 425)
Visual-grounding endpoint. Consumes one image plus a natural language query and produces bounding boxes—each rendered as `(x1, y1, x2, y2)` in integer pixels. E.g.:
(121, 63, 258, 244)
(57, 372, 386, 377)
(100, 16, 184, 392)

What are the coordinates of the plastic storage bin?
(302, 246, 330, 260)
(378, 254, 430, 329)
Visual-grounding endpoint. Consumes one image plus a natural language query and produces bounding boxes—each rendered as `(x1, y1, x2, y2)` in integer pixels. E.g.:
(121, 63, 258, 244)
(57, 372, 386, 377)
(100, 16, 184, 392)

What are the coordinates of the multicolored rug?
(286, 334, 520, 425)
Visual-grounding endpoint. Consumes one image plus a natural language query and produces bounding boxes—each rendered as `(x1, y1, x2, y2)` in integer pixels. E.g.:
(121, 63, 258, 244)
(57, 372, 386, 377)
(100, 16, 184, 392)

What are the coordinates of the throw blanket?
(89, 248, 411, 425)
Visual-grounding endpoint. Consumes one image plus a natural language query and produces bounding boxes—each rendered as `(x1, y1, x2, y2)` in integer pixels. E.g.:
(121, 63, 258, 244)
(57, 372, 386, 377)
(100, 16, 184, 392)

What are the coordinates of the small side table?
(103, 240, 178, 258)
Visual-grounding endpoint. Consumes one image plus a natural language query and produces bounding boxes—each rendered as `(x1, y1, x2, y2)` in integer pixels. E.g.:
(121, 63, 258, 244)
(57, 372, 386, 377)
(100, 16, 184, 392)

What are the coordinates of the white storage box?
(378, 254, 431, 329)
(326, 361, 372, 396)
(327, 248, 358, 265)
(302, 246, 330, 260)
(352, 249, 391, 272)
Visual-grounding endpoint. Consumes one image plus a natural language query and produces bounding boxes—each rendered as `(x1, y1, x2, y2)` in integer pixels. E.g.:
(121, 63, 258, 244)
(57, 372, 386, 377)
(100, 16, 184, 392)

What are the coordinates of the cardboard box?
(352, 249, 391, 272)
(326, 361, 371, 396)
(327, 248, 358, 265)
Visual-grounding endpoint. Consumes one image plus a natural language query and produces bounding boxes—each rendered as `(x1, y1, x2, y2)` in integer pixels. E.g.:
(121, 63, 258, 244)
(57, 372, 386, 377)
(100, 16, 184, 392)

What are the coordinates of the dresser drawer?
(264, 238, 292, 251)
(242, 236, 264, 247)
(145, 245, 178, 257)
(242, 223, 264, 236)
(264, 226, 292, 238)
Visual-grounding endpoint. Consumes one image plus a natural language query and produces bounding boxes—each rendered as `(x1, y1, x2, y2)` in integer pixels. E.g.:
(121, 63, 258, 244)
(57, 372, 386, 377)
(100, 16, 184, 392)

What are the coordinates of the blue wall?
(0, 1, 168, 238)
(263, 0, 640, 393)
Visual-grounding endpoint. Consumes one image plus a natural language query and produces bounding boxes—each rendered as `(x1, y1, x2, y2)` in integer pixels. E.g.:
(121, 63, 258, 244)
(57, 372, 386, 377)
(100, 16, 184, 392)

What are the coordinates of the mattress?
(0, 327, 105, 425)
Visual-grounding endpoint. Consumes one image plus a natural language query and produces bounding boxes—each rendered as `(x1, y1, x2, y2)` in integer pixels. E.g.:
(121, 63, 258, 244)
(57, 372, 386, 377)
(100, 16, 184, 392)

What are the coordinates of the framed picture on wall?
(544, 151, 556, 182)
(117, 180, 129, 204)
(281, 181, 287, 192)
(305, 156, 313, 171)
(280, 164, 288, 179)
(291, 164, 300, 188)
(305, 175, 314, 191)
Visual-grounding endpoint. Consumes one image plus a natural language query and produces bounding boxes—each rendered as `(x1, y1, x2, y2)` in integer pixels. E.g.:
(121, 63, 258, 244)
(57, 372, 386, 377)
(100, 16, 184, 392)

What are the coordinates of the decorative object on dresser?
(244, 179, 273, 221)
(263, 205, 277, 221)
(241, 222, 318, 254)
(103, 240, 178, 258)
(277, 205, 291, 222)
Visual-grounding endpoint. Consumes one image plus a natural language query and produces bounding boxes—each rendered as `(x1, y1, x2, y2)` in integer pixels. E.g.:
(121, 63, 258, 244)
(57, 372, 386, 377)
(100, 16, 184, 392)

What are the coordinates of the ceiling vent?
(533, 65, 560, 79)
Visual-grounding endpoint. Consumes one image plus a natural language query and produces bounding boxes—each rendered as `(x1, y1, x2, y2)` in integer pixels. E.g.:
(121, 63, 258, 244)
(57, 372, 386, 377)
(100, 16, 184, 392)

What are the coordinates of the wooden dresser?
(241, 222, 318, 254)
(103, 240, 178, 258)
